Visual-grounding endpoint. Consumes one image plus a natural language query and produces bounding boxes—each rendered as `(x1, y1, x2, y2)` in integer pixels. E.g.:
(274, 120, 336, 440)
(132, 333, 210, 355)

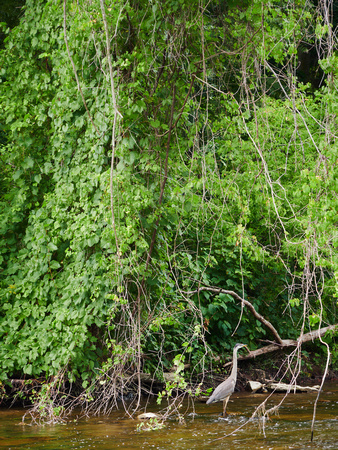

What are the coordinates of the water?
(1, 382, 337, 449)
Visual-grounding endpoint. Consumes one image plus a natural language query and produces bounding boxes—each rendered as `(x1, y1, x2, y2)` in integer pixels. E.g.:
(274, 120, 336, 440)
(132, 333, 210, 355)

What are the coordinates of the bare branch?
(230, 324, 337, 365)
(185, 286, 284, 345)
(99, 0, 122, 259)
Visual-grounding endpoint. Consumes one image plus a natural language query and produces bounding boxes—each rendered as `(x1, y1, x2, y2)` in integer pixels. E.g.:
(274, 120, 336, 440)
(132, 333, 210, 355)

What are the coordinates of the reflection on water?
(0, 382, 337, 449)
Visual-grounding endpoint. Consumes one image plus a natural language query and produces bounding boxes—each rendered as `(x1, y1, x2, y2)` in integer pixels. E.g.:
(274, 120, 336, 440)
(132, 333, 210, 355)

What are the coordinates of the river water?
(1, 382, 337, 449)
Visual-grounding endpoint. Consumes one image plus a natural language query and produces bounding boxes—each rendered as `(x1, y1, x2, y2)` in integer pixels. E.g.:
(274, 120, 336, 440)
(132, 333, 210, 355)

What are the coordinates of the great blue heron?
(206, 343, 249, 417)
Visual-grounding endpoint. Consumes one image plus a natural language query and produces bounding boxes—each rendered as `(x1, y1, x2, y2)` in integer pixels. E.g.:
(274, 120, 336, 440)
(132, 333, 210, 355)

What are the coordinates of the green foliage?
(0, 0, 25, 49)
(157, 354, 187, 406)
(136, 417, 166, 432)
(0, 0, 337, 400)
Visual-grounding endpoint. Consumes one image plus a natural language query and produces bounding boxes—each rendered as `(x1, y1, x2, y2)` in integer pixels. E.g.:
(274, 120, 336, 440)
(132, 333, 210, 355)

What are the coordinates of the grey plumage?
(206, 343, 248, 416)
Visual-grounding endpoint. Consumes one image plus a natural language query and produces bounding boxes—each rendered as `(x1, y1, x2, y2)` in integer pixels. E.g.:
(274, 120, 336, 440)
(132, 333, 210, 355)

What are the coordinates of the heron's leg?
(222, 396, 230, 417)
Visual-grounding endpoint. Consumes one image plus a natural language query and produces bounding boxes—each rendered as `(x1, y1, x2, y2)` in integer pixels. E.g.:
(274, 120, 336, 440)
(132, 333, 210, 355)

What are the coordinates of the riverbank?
(1, 350, 337, 410)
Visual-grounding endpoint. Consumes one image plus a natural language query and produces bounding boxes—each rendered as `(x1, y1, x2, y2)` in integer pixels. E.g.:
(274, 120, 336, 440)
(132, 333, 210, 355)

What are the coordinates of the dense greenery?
(0, 0, 337, 405)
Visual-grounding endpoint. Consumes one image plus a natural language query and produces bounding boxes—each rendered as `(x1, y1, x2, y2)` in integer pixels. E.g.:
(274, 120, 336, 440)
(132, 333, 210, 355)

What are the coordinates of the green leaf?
(49, 260, 61, 269)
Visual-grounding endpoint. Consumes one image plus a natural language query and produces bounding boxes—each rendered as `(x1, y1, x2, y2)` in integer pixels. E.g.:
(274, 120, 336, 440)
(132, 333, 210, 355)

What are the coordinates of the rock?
(247, 381, 265, 393)
(197, 395, 210, 403)
(137, 412, 160, 420)
(163, 372, 178, 382)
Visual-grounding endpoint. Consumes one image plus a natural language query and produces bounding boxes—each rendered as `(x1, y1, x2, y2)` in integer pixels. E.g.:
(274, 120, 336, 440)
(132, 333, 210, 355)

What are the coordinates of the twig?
(99, 0, 122, 260)
(145, 85, 176, 269)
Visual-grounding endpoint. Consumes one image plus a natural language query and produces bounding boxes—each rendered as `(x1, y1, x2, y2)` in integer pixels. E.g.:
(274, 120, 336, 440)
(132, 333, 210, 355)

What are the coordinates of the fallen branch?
(266, 382, 320, 393)
(247, 380, 320, 393)
(185, 286, 337, 361)
(237, 324, 337, 362)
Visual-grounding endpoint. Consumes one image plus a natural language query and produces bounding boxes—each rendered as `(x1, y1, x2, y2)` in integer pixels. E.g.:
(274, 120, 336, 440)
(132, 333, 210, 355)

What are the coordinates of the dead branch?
(99, 0, 122, 259)
(186, 286, 284, 345)
(186, 286, 337, 363)
(224, 325, 337, 366)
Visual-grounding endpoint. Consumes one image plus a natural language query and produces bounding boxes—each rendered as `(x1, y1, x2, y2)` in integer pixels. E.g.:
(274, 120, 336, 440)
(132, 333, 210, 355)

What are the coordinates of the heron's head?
(234, 343, 249, 352)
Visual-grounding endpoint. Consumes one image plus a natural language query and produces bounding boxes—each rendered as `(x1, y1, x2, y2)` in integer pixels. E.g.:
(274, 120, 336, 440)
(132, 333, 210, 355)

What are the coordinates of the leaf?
(22, 157, 34, 169)
(48, 243, 58, 251)
(24, 364, 33, 375)
(49, 260, 60, 269)
(184, 201, 192, 213)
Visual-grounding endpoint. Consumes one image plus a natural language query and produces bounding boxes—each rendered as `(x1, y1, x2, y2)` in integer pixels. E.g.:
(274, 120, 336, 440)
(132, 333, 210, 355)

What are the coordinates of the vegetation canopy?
(0, 0, 337, 426)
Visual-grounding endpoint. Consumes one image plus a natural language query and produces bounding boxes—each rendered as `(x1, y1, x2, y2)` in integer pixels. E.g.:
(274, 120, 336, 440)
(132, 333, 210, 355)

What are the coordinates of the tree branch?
(99, 0, 122, 259)
(232, 324, 337, 364)
(187, 286, 337, 359)
(186, 286, 284, 345)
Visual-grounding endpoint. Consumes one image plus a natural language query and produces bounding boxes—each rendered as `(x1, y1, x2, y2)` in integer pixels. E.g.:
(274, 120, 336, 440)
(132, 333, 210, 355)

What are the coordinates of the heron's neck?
(230, 348, 239, 381)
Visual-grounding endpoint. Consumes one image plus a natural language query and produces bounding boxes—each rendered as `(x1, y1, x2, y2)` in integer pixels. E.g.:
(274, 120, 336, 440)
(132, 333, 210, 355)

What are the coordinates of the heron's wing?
(207, 377, 236, 404)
